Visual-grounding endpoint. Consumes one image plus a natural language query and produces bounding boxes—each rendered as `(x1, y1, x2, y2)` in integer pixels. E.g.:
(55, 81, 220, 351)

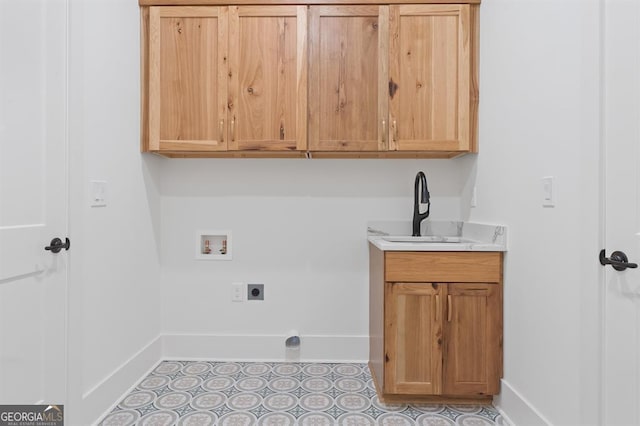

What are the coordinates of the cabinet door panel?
(443, 284, 501, 395)
(228, 6, 307, 151)
(385, 282, 443, 395)
(149, 6, 228, 151)
(309, 6, 389, 151)
(389, 5, 470, 152)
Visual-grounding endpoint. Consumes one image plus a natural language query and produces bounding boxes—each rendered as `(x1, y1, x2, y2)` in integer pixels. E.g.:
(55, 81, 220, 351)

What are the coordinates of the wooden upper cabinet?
(142, 2, 480, 157)
(385, 282, 443, 395)
(389, 4, 472, 152)
(228, 6, 307, 151)
(443, 283, 501, 395)
(146, 5, 307, 154)
(140, 1, 481, 5)
(308, 6, 389, 151)
(148, 6, 228, 152)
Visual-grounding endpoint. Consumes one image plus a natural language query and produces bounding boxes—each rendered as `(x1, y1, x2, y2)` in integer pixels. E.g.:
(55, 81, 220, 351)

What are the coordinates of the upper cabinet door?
(389, 5, 471, 152)
(228, 6, 307, 151)
(309, 6, 389, 151)
(148, 6, 228, 152)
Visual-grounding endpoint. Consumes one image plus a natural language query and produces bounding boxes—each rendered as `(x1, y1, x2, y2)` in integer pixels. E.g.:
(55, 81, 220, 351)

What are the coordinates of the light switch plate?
(90, 180, 107, 207)
(542, 176, 555, 207)
(232, 282, 245, 302)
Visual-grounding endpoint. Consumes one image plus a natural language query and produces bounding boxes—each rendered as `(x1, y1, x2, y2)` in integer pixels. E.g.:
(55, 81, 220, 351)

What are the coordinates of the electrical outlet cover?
(247, 284, 264, 301)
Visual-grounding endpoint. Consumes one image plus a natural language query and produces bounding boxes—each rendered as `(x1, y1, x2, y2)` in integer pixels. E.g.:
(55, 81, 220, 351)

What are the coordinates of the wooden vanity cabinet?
(370, 248, 503, 403)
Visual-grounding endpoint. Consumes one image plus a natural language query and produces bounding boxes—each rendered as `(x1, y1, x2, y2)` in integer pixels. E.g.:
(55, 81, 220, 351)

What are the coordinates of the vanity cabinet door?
(443, 283, 501, 395)
(228, 6, 307, 151)
(384, 282, 444, 395)
(383, 281, 501, 397)
(389, 4, 472, 153)
(308, 6, 389, 151)
(148, 6, 228, 152)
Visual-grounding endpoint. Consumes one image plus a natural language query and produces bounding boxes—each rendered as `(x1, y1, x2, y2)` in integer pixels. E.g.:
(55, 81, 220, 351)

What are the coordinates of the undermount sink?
(367, 221, 507, 252)
(381, 236, 474, 244)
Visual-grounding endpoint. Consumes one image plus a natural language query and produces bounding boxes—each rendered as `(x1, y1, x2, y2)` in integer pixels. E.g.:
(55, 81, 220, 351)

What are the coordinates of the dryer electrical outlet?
(247, 284, 264, 301)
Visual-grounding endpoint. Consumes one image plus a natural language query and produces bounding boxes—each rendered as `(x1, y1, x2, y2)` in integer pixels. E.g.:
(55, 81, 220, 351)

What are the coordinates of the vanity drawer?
(385, 252, 502, 283)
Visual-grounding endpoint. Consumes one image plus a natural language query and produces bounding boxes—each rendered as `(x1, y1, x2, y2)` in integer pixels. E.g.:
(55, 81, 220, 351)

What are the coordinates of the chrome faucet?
(412, 171, 430, 236)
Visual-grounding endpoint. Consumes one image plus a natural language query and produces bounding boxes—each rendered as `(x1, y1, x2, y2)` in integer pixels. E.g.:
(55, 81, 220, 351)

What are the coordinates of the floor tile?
(99, 361, 508, 425)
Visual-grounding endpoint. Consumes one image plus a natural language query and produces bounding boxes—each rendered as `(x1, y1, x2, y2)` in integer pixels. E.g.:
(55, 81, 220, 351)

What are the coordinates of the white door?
(602, 1, 640, 425)
(0, 0, 68, 405)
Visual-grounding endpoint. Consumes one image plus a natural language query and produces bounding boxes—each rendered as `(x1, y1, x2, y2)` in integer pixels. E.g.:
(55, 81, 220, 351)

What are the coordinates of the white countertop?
(367, 220, 507, 252)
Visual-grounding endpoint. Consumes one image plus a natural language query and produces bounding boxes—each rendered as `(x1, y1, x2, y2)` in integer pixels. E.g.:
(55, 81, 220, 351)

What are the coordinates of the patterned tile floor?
(99, 361, 508, 426)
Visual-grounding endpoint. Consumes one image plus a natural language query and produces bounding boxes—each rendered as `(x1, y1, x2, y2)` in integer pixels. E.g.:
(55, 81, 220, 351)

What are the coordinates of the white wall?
(67, 0, 163, 423)
(466, 1, 602, 425)
(160, 159, 467, 360)
(157, 2, 604, 424)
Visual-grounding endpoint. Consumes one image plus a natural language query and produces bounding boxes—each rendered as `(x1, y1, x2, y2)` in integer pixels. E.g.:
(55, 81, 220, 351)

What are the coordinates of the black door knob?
(45, 237, 70, 254)
(599, 249, 637, 271)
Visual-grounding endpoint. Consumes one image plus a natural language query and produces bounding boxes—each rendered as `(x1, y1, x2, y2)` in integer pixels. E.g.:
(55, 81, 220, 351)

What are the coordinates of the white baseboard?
(494, 379, 551, 426)
(161, 333, 369, 363)
(83, 336, 162, 425)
